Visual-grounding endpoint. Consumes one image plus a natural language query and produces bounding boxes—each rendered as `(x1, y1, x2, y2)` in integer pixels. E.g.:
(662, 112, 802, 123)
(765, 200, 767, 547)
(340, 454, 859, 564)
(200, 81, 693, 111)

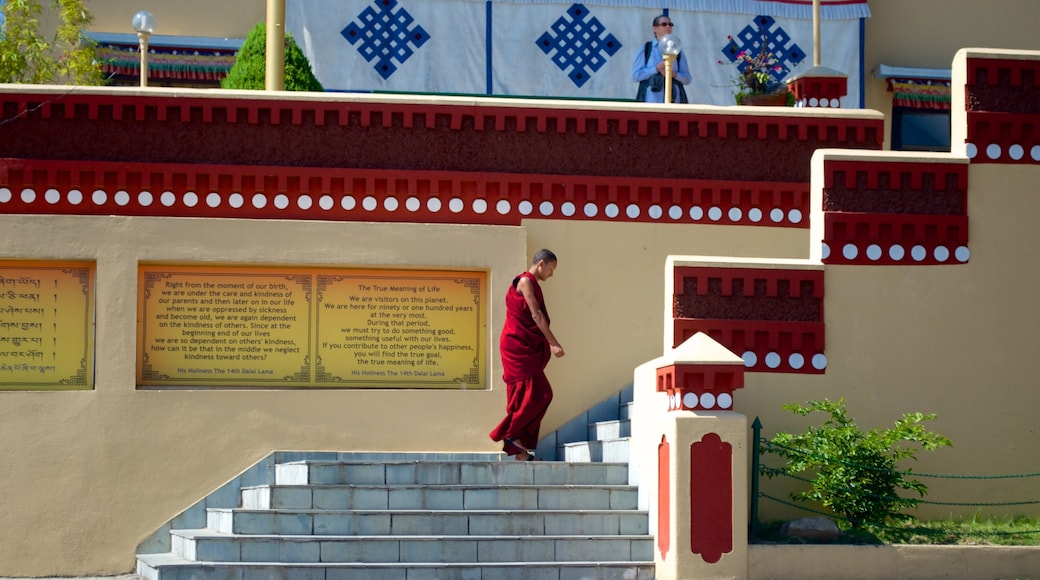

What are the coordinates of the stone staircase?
(538, 385, 633, 463)
(137, 388, 646, 579)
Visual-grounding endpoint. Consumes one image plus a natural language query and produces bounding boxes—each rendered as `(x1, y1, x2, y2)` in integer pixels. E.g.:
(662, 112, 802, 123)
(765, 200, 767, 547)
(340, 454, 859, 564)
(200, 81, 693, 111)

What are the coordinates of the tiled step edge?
(276, 460, 631, 486)
(172, 530, 654, 563)
(207, 507, 650, 535)
(137, 553, 656, 580)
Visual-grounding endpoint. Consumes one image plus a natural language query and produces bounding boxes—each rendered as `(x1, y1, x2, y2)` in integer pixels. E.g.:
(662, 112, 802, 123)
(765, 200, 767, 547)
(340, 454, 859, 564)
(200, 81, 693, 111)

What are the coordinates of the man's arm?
(517, 276, 565, 357)
(674, 51, 693, 86)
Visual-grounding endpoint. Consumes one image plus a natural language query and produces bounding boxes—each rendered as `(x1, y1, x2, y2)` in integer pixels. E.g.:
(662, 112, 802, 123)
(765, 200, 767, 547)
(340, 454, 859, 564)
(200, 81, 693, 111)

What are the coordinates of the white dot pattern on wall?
(0, 187, 811, 227)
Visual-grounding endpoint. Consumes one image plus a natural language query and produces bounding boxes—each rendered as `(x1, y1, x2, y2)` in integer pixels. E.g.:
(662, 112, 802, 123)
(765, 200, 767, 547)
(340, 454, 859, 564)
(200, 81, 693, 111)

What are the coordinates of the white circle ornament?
(682, 392, 698, 409)
(742, 351, 758, 367)
(699, 392, 716, 409)
(717, 393, 733, 409)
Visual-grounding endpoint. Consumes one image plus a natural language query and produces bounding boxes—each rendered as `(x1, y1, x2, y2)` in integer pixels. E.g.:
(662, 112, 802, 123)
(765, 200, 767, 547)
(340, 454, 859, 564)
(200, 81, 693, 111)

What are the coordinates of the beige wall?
(87, 0, 266, 38)
(0, 212, 803, 575)
(863, 0, 1040, 145)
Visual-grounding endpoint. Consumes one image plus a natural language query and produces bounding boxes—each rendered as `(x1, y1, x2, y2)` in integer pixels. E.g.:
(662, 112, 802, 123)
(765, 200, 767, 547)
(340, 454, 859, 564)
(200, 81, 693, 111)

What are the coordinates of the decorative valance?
(96, 45, 239, 82)
(84, 33, 242, 85)
(468, 0, 871, 20)
(889, 78, 951, 110)
(873, 63, 951, 110)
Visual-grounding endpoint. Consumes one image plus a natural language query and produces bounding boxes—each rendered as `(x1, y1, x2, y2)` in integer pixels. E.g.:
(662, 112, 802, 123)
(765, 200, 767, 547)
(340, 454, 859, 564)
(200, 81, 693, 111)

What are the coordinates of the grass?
(753, 514, 1040, 546)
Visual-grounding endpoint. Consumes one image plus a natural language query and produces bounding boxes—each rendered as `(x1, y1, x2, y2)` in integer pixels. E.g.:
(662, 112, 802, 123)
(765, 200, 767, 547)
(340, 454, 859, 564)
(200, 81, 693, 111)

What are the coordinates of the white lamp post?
(132, 11, 157, 87)
(659, 34, 682, 104)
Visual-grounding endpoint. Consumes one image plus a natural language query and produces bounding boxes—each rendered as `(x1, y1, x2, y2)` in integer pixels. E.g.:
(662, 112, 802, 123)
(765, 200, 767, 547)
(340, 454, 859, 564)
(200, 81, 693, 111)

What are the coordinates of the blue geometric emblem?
(342, 0, 430, 80)
(720, 15, 806, 84)
(535, 4, 622, 88)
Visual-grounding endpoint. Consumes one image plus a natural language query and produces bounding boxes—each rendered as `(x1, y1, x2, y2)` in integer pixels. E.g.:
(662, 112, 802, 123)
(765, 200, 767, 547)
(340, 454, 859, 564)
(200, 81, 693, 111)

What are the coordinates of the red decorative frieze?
(690, 433, 733, 564)
(788, 75, 848, 109)
(0, 159, 809, 228)
(657, 363, 744, 412)
(963, 57, 1040, 164)
(0, 90, 882, 184)
(963, 111, 1040, 164)
(673, 319, 826, 374)
(671, 267, 825, 374)
(821, 159, 970, 265)
(822, 213, 969, 265)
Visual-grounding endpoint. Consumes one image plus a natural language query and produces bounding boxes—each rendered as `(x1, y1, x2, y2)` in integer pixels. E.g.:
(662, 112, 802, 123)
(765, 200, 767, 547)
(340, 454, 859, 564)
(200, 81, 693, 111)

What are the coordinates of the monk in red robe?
(489, 249, 565, 461)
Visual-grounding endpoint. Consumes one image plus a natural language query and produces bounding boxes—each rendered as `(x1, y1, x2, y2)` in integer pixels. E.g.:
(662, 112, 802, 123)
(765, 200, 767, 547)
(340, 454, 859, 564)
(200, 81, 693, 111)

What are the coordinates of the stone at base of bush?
(780, 516, 842, 542)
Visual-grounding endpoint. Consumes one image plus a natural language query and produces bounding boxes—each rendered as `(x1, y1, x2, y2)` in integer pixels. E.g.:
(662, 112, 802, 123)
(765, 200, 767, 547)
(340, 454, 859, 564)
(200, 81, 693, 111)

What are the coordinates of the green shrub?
(222, 22, 322, 91)
(763, 398, 951, 530)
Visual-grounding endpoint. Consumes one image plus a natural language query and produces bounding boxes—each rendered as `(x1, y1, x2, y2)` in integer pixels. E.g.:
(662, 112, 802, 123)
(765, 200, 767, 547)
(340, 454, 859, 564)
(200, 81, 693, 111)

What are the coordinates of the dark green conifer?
(222, 22, 323, 91)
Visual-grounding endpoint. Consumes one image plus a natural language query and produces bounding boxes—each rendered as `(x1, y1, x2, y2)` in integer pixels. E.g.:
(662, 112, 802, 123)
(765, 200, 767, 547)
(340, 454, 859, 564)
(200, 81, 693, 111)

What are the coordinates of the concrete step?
(171, 529, 654, 563)
(589, 419, 631, 441)
(138, 552, 656, 580)
(241, 483, 638, 511)
(208, 507, 649, 536)
(275, 460, 629, 487)
(559, 439, 630, 463)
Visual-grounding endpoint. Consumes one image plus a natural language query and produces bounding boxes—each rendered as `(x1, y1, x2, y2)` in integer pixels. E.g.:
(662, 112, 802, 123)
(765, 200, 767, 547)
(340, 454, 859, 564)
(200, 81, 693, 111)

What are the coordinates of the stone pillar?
(633, 332, 749, 580)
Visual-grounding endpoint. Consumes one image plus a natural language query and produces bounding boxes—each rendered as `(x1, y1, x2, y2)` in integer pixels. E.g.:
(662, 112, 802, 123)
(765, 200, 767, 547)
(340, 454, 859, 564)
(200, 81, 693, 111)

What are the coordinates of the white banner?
(286, 0, 867, 106)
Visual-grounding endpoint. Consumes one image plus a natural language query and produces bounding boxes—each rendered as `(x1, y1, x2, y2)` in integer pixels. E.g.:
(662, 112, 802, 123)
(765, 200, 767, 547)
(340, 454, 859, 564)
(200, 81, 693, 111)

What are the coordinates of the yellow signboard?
(0, 261, 95, 391)
(138, 266, 486, 388)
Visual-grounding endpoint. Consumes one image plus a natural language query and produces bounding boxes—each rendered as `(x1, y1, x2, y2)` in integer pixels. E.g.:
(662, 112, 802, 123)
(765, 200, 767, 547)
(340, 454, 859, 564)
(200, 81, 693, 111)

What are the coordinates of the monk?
(489, 249, 565, 461)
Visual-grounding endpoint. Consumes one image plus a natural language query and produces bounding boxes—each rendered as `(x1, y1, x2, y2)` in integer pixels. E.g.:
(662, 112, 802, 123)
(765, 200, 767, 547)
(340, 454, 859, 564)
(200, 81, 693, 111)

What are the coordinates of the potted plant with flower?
(719, 19, 804, 106)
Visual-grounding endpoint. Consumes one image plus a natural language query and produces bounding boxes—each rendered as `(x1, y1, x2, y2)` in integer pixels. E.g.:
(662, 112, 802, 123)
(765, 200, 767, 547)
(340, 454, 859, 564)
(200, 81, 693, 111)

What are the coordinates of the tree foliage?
(221, 22, 323, 92)
(0, 0, 103, 84)
(763, 398, 952, 530)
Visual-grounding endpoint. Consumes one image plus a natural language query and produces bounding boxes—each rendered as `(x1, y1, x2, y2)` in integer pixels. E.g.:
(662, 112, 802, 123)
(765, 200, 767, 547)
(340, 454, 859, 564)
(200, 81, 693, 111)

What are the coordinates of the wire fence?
(749, 417, 1040, 541)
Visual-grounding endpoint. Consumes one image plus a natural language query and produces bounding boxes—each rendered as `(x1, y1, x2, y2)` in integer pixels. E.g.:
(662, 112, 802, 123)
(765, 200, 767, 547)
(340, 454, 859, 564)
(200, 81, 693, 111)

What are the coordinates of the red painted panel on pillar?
(658, 435, 671, 560)
(690, 432, 732, 564)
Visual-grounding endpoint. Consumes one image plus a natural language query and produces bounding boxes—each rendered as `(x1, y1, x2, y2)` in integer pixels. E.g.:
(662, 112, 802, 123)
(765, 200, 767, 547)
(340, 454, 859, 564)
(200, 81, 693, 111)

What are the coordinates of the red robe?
(488, 271, 554, 456)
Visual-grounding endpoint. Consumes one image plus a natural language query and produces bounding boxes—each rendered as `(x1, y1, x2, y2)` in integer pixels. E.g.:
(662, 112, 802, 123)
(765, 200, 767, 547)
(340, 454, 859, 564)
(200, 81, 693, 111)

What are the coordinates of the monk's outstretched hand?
(551, 344, 565, 358)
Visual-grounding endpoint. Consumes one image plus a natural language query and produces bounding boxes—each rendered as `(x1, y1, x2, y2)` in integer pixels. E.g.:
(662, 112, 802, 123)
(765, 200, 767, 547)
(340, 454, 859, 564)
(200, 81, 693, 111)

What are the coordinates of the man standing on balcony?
(633, 14, 691, 103)
(489, 249, 565, 461)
